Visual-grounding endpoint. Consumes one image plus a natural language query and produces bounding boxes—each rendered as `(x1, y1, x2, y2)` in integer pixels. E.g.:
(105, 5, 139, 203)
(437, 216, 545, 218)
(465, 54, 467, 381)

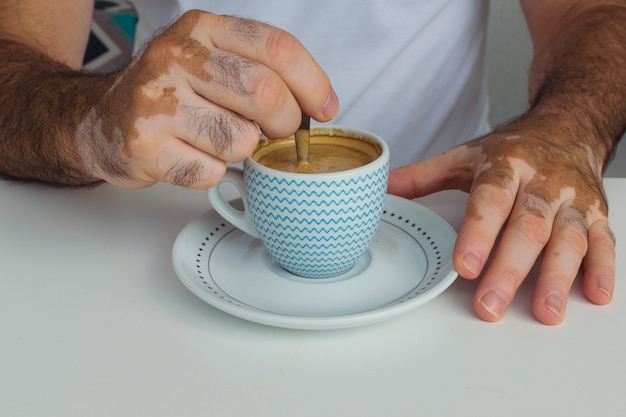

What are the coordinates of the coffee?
(253, 133, 381, 174)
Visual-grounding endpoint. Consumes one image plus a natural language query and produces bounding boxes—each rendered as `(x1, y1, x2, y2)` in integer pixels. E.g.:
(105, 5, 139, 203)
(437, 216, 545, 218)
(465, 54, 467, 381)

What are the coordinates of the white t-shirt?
(131, 0, 490, 168)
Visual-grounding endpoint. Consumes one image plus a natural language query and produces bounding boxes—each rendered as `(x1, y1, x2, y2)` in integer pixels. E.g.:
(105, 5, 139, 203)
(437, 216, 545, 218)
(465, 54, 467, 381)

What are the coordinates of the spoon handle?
(295, 112, 310, 164)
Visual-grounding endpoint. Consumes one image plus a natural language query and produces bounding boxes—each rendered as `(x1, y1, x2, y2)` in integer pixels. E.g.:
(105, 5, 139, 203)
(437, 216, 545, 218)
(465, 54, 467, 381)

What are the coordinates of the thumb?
(387, 147, 473, 199)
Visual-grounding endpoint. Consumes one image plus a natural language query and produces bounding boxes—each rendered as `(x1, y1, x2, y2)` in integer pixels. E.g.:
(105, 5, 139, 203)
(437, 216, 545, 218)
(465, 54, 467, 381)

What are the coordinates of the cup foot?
(264, 251, 371, 283)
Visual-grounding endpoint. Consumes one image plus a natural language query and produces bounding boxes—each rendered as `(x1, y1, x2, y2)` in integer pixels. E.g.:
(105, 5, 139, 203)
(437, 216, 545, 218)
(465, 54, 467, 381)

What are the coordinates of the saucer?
(172, 194, 458, 330)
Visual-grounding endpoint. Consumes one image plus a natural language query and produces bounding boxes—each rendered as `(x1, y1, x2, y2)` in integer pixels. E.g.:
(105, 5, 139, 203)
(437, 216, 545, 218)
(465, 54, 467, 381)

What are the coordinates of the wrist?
(524, 102, 616, 170)
(0, 40, 113, 186)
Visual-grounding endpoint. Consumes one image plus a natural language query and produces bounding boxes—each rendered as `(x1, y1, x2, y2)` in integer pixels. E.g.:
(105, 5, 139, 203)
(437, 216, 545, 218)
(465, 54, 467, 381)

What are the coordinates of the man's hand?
(0, 9, 338, 188)
(386, 1, 626, 325)
(388, 114, 615, 325)
(80, 11, 338, 189)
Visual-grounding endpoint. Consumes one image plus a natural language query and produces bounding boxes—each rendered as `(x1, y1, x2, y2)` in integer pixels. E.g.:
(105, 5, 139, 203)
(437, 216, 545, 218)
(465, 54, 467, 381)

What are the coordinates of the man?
(1, 0, 624, 325)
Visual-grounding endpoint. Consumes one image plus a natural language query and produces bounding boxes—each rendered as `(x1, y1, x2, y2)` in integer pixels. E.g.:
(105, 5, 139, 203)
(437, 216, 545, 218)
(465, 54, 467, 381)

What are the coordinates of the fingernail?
(479, 290, 506, 319)
(598, 280, 613, 299)
(322, 89, 339, 119)
(462, 252, 482, 277)
(544, 294, 564, 319)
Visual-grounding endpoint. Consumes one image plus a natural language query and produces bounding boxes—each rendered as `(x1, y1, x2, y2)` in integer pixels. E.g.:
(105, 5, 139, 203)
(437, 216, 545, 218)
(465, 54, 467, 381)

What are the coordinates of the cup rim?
(246, 125, 390, 178)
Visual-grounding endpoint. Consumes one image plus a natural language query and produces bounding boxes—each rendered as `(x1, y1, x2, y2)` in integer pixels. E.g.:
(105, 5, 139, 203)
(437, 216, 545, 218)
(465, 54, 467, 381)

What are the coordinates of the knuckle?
(223, 15, 266, 44)
(515, 211, 551, 247)
(250, 71, 286, 113)
(556, 211, 589, 255)
(227, 123, 261, 161)
(164, 157, 227, 190)
(591, 224, 616, 249)
(144, 35, 183, 67)
(474, 158, 516, 191)
(523, 194, 551, 219)
(185, 107, 258, 161)
(264, 29, 300, 74)
(200, 163, 227, 189)
(497, 265, 526, 291)
(209, 115, 258, 161)
(177, 9, 205, 27)
(208, 51, 256, 94)
(159, 155, 227, 190)
(154, 140, 228, 189)
(543, 271, 573, 293)
(147, 12, 210, 63)
(164, 160, 205, 188)
(471, 184, 515, 223)
(191, 110, 233, 157)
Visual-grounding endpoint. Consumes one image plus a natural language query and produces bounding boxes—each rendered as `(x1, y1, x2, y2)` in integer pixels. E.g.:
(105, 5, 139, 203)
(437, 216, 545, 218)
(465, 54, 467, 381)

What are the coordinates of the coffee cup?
(207, 126, 389, 278)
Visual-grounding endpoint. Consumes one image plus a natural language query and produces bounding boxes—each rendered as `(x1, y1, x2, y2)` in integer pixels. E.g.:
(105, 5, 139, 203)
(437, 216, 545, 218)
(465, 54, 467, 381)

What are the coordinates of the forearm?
(523, 3, 626, 167)
(0, 40, 111, 186)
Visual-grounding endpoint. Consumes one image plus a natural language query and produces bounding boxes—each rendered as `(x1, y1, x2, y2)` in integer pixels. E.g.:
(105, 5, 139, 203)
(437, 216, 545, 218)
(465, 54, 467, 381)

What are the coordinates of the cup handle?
(207, 168, 260, 238)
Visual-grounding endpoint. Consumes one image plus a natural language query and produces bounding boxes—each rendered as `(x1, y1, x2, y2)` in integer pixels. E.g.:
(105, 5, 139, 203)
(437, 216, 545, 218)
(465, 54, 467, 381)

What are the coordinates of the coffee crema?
(252, 134, 381, 174)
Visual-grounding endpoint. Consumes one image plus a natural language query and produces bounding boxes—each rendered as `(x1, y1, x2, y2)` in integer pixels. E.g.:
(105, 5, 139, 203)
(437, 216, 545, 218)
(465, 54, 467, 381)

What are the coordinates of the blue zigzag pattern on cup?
(272, 251, 368, 277)
(247, 182, 387, 195)
(251, 207, 384, 223)
(263, 244, 369, 254)
(245, 162, 388, 277)
(261, 225, 380, 246)
(246, 194, 386, 209)
(246, 169, 387, 191)
(253, 224, 381, 242)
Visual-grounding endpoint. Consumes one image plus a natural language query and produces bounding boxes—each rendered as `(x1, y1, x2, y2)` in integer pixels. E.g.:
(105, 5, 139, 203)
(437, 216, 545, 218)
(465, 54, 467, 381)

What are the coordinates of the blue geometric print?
(244, 162, 389, 277)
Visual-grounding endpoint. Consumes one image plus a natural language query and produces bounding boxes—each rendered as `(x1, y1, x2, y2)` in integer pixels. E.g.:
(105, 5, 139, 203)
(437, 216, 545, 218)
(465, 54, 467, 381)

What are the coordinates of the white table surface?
(1, 177, 624, 417)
